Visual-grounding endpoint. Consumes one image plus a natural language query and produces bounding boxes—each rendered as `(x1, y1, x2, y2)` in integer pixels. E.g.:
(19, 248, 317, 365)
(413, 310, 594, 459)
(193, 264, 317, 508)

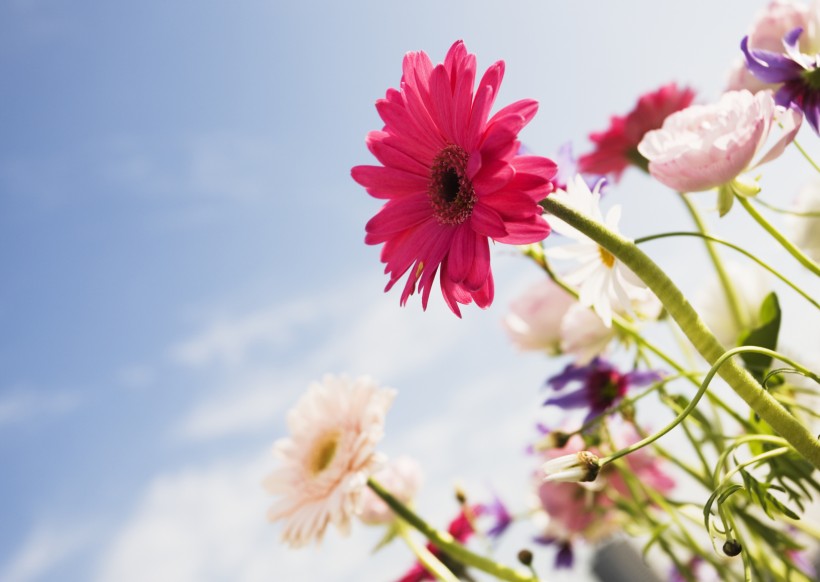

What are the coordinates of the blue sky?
(1, 1, 818, 581)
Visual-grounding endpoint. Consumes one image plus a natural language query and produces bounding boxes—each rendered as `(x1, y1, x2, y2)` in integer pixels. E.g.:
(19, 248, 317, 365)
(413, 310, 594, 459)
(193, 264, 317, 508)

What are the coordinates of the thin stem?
(367, 479, 536, 582)
(541, 195, 820, 469)
(736, 195, 820, 276)
(793, 138, 820, 174)
(678, 193, 746, 330)
(634, 231, 819, 310)
(395, 522, 459, 582)
(753, 197, 820, 217)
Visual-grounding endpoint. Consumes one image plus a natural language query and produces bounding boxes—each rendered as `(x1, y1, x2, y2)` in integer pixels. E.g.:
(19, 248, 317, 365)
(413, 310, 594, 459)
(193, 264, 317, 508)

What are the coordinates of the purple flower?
(479, 494, 513, 539)
(534, 535, 574, 569)
(544, 358, 662, 423)
(742, 27, 820, 133)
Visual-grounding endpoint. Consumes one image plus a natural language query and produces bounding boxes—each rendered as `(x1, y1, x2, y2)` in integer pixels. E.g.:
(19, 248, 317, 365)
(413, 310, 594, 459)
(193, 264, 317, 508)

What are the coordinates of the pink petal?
(464, 235, 490, 291)
(447, 225, 476, 283)
(430, 64, 456, 142)
(375, 99, 441, 153)
(495, 216, 551, 244)
(351, 165, 429, 199)
(472, 159, 515, 194)
(510, 155, 558, 183)
(751, 106, 803, 169)
(470, 203, 508, 238)
(452, 54, 477, 144)
(366, 131, 430, 175)
(365, 196, 433, 243)
(480, 190, 542, 220)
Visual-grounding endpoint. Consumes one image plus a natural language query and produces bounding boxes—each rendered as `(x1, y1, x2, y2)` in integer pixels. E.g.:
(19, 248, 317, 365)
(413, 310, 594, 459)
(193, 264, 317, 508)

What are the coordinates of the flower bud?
(541, 451, 601, 483)
(723, 539, 742, 557)
(517, 549, 534, 566)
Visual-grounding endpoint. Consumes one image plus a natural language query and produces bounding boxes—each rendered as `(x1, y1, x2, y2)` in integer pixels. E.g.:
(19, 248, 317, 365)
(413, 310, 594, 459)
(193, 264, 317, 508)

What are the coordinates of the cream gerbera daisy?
(264, 374, 396, 547)
(546, 175, 648, 327)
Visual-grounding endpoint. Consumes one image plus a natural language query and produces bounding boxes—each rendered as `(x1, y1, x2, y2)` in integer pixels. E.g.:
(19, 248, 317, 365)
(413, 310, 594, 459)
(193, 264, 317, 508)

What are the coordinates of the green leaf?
(739, 292, 781, 382)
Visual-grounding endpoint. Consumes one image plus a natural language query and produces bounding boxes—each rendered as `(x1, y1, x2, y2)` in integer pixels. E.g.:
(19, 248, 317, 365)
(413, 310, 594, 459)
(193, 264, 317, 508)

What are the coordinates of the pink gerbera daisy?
(352, 40, 557, 316)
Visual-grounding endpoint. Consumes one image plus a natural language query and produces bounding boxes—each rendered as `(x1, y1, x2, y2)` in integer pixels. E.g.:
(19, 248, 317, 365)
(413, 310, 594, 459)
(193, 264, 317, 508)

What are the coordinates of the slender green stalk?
(736, 196, 820, 276)
(634, 231, 819, 310)
(753, 197, 820, 217)
(367, 479, 536, 582)
(793, 138, 820, 174)
(395, 522, 459, 582)
(541, 195, 820, 469)
(678, 193, 746, 330)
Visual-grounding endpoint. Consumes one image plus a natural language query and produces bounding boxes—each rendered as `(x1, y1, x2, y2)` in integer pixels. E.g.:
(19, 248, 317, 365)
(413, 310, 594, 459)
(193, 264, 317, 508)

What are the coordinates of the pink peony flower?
(352, 41, 557, 316)
(577, 83, 695, 181)
(637, 90, 802, 214)
(726, 0, 813, 93)
(264, 375, 396, 547)
(358, 456, 423, 525)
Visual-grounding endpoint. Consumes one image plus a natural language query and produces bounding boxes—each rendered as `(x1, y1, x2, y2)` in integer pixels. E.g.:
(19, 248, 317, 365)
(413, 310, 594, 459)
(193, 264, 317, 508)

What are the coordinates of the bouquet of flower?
(265, 2, 820, 580)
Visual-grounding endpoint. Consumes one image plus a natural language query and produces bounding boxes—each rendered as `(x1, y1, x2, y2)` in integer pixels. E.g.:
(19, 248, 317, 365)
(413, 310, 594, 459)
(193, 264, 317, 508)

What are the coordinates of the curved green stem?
(736, 195, 820, 276)
(753, 197, 820, 217)
(367, 479, 536, 582)
(678, 194, 746, 330)
(395, 522, 459, 582)
(541, 195, 820, 469)
(634, 231, 819, 310)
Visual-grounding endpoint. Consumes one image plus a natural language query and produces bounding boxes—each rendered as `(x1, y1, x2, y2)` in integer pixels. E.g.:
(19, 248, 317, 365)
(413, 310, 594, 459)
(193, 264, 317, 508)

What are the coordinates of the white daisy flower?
(785, 180, 820, 262)
(264, 374, 396, 547)
(545, 175, 649, 327)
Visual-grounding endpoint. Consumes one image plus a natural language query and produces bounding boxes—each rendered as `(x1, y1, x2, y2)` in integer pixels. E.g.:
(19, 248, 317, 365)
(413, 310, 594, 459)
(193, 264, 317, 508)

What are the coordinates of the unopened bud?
(454, 486, 468, 505)
(541, 451, 601, 483)
(723, 539, 742, 557)
(517, 549, 533, 566)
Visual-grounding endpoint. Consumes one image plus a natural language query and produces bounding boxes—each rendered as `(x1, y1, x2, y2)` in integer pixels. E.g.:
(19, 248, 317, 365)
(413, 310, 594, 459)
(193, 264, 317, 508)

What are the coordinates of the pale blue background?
(1, 1, 818, 581)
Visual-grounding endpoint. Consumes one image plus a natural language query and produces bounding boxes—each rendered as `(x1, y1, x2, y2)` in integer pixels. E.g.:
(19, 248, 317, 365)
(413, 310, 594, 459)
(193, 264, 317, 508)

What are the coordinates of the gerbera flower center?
(309, 431, 341, 475)
(598, 246, 616, 268)
(429, 144, 477, 225)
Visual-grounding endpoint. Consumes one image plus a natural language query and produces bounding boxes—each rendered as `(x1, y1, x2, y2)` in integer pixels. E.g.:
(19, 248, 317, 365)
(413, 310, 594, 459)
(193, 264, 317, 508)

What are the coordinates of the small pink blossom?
(726, 0, 814, 93)
(503, 279, 576, 353)
(638, 90, 801, 213)
(358, 456, 423, 525)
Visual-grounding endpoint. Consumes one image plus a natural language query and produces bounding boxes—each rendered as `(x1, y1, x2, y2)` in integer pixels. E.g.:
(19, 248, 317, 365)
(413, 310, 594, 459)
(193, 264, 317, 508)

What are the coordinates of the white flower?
(546, 175, 649, 327)
(264, 374, 396, 547)
(541, 451, 601, 483)
(358, 456, 423, 525)
(785, 180, 820, 262)
(695, 262, 772, 347)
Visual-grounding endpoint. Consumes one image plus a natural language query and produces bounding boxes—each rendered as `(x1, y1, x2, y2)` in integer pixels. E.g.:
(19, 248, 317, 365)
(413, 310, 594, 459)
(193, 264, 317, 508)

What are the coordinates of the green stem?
(367, 479, 536, 582)
(395, 522, 459, 582)
(678, 194, 747, 330)
(753, 197, 820, 217)
(634, 231, 819, 310)
(540, 196, 820, 470)
(793, 138, 820, 174)
(736, 195, 820, 276)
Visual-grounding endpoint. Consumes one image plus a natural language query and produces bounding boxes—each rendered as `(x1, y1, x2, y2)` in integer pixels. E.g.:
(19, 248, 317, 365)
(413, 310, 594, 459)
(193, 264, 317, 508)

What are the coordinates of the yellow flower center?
(309, 432, 340, 475)
(598, 246, 615, 268)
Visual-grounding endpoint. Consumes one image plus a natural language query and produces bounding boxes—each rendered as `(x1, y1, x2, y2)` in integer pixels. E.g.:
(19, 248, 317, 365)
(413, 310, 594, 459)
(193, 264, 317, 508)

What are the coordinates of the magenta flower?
(544, 358, 662, 423)
(742, 27, 820, 133)
(577, 83, 695, 181)
(352, 41, 557, 316)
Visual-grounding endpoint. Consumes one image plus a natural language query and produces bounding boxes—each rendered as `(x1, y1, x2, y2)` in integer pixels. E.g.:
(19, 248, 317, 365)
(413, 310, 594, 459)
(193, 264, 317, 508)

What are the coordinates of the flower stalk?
(367, 478, 537, 582)
(540, 195, 820, 470)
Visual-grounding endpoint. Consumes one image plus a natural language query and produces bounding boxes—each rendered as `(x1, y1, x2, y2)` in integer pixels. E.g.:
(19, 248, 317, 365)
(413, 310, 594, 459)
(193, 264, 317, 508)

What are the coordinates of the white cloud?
(0, 388, 78, 428)
(0, 524, 92, 582)
(169, 300, 318, 369)
(94, 454, 405, 582)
